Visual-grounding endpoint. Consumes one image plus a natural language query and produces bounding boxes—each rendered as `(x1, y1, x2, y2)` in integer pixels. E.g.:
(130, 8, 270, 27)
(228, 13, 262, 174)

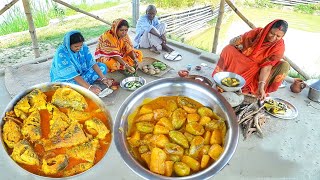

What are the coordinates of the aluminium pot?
(0, 82, 113, 179)
(114, 77, 239, 180)
(308, 80, 320, 102)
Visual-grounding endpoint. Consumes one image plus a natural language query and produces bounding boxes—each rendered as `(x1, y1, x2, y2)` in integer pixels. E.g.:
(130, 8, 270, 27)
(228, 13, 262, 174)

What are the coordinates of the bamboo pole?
(22, 0, 40, 58)
(224, 0, 310, 79)
(0, 0, 19, 16)
(52, 0, 111, 26)
(212, 0, 225, 53)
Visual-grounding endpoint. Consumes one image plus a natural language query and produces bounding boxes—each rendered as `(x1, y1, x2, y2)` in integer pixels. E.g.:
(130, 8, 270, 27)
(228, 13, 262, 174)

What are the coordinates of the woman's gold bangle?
(258, 81, 266, 85)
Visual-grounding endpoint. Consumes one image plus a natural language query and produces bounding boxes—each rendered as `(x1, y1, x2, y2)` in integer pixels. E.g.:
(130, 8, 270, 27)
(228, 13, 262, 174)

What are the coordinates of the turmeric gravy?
(126, 96, 227, 177)
(2, 88, 111, 178)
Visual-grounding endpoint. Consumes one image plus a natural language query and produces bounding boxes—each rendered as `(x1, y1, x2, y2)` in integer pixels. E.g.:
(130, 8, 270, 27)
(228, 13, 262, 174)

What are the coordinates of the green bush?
(294, 3, 320, 14)
(244, 0, 275, 8)
(142, 0, 217, 8)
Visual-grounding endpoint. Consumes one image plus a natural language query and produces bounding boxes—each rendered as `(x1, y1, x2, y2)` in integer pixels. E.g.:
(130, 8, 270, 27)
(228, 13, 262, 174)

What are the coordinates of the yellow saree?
(95, 18, 143, 72)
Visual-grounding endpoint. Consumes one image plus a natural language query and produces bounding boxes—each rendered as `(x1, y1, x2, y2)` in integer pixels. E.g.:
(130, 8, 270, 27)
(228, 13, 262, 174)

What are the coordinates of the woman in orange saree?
(95, 18, 143, 73)
(212, 19, 290, 100)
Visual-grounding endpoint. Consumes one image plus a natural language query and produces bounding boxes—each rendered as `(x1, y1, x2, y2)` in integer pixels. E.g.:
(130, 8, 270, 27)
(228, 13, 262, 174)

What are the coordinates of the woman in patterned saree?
(50, 30, 113, 95)
(212, 19, 290, 100)
(95, 18, 143, 73)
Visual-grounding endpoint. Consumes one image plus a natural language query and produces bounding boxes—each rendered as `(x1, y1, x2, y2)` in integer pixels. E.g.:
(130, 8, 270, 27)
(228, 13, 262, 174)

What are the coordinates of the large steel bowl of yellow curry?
(114, 77, 239, 179)
(0, 82, 113, 178)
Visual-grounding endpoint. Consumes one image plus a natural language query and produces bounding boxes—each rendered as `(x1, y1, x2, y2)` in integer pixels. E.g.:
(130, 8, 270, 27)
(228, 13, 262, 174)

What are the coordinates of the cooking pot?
(0, 82, 113, 178)
(114, 77, 239, 179)
(308, 80, 320, 102)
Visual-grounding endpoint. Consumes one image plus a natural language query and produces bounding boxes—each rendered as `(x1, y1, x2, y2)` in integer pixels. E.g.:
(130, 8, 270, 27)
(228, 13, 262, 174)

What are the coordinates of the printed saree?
(212, 20, 288, 95)
(95, 18, 143, 72)
(50, 30, 106, 84)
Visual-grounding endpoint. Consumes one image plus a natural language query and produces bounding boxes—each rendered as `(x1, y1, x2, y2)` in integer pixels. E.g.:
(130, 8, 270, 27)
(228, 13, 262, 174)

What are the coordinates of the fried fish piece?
(42, 154, 69, 175)
(85, 118, 110, 140)
(51, 87, 88, 111)
(43, 122, 88, 151)
(14, 96, 30, 120)
(67, 109, 91, 122)
(63, 162, 93, 177)
(66, 139, 99, 163)
(47, 103, 72, 138)
(11, 140, 39, 166)
(21, 110, 41, 142)
(3, 120, 22, 148)
(28, 89, 47, 112)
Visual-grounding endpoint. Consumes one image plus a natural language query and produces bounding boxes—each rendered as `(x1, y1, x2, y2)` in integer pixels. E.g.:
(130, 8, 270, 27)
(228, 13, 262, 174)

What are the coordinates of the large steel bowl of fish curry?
(0, 82, 113, 178)
(114, 77, 239, 179)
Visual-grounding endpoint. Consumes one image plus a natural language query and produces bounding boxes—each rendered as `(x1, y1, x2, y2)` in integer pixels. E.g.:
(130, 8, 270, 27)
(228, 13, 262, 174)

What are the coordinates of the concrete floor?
(0, 42, 319, 180)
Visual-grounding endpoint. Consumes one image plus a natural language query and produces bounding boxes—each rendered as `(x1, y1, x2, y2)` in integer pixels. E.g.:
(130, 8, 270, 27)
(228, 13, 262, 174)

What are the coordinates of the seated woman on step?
(212, 19, 290, 100)
(95, 18, 143, 74)
(50, 30, 113, 95)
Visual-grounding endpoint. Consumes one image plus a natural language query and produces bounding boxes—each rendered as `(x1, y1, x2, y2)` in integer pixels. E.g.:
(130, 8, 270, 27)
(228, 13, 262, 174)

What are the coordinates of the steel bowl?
(0, 82, 113, 178)
(213, 71, 246, 92)
(120, 76, 146, 91)
(114, 77, 239, 179)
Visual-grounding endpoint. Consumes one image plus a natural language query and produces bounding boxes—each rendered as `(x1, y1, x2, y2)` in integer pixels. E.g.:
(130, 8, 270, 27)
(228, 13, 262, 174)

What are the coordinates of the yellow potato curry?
(2, 87, 111, 177)
(221, 77, 240, 87)
(126, 96, 227, 177)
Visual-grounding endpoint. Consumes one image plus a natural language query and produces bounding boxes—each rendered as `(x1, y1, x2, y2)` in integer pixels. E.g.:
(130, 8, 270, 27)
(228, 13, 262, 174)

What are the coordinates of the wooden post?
(22, 0, 40, 58)
(212, 0, 225, 53)
(52, 0, 111, 26)
(132, 0, 139, 27)
(0, 0, 20, 15)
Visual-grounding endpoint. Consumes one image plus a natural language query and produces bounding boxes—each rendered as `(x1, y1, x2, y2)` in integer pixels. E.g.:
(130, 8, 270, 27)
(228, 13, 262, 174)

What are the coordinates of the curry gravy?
(3, 90, 112, 178)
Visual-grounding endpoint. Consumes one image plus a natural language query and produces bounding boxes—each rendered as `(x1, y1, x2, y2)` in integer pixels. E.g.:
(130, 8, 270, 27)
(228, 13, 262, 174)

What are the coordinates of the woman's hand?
(101, 78, 113, 87)
(88, 85, 101, 95)
(160, 34, 166, 43)
(257, 82, 266, 100)
(125, 64, 136, 74)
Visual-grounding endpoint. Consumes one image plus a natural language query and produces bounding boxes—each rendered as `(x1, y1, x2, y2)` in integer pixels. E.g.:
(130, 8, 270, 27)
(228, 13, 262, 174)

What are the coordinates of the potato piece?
(153, 125, 170, 134)
(186, 122, 205, 136)
(208, 144, 223, 160)
(166, 99, 178, 112)
(165, 161, 174, 176)
(203, 131, 211, 145)
(200, 145, 210, 156)
(141, 152, 151, 167)
(127, 131, 140, 147)
(157, 117, 173, 130)
(172, 108, 187, 129)
(150, 134, 169, 148)
(138, 145, 149, 154)
(167, 154, 181, 162)
(153, 108, 168, 120)
(189, 136, 204, 158)
(169, 131, 189, 148)
(150, 148, 167, 175)
(183, 132, 194, 143)
(174, 162, 190, 176)
(187, 113, 200, 123)
(136, 113, 154, 122)
(199, 116, 211, 126)
(197, 107, 214, 117)
(200, 155, 210, 168)
(181, 155, 200, 171)
(136, 122, 154, 133)
(139, 105, 153, 115)
(210, 129, 222, 145)
(182, 106, 197, 114)
(164, 143, 184, 156)
(205, 120, 220, 131)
